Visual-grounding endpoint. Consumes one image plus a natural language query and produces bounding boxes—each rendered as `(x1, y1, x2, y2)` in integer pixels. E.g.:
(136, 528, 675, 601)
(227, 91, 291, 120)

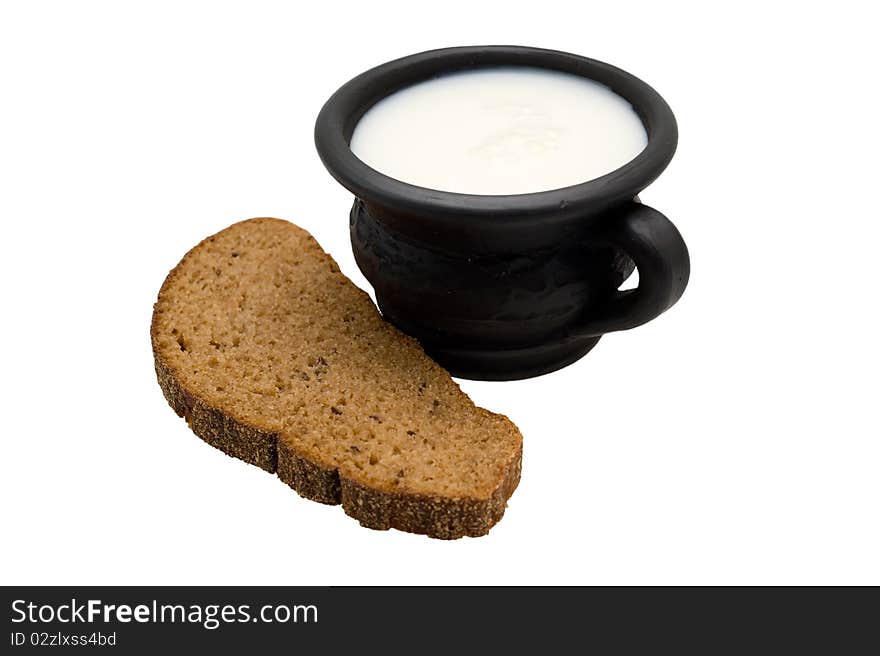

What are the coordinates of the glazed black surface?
(315, 46, 690, 380)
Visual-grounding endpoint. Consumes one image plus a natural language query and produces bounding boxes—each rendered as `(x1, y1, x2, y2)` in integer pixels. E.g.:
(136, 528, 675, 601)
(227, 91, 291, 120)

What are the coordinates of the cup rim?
(314, 45, 677, 225)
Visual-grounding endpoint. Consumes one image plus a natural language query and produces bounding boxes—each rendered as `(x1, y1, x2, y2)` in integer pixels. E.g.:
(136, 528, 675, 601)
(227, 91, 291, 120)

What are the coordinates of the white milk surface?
(350, 67, 648, 195)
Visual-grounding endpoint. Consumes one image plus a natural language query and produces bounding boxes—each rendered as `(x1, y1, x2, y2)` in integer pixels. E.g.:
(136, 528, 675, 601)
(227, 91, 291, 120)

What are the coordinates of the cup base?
(419, 336, 601, 381)
(378, 295, 600, 379)
(377, 297, 601, 381)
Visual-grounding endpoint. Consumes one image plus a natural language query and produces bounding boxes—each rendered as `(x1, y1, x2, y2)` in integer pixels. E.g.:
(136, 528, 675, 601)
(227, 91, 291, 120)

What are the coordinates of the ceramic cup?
(315, 45, 690, 380)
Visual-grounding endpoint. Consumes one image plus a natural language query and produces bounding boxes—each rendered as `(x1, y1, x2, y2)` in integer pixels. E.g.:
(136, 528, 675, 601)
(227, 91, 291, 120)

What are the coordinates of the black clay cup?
(315, 45, 690, 380)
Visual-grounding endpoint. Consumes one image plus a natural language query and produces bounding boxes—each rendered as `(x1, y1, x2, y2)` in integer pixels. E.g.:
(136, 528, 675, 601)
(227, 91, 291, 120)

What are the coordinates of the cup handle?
(573, 202, 690, 337)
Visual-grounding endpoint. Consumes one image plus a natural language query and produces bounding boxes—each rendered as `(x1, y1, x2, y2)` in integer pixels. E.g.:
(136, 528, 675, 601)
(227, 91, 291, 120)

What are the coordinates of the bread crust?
(151, 218, 521, 539)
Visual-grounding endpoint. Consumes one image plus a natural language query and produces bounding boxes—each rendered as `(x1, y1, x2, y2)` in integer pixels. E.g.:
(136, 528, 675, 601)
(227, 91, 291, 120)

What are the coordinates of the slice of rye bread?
(151, 218, 522, 539)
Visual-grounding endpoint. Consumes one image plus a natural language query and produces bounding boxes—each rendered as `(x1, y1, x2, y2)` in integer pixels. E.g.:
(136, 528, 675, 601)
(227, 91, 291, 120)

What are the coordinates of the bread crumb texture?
(151, 218, 522, 538)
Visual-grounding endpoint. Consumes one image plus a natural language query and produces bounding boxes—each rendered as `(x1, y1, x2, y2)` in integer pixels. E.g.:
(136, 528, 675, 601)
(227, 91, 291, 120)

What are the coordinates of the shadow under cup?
(315, 46, 690, 380)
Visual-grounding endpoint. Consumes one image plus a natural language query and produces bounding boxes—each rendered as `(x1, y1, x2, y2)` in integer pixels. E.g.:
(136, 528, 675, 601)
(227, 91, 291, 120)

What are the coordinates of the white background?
(1, 1, 878, 586)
